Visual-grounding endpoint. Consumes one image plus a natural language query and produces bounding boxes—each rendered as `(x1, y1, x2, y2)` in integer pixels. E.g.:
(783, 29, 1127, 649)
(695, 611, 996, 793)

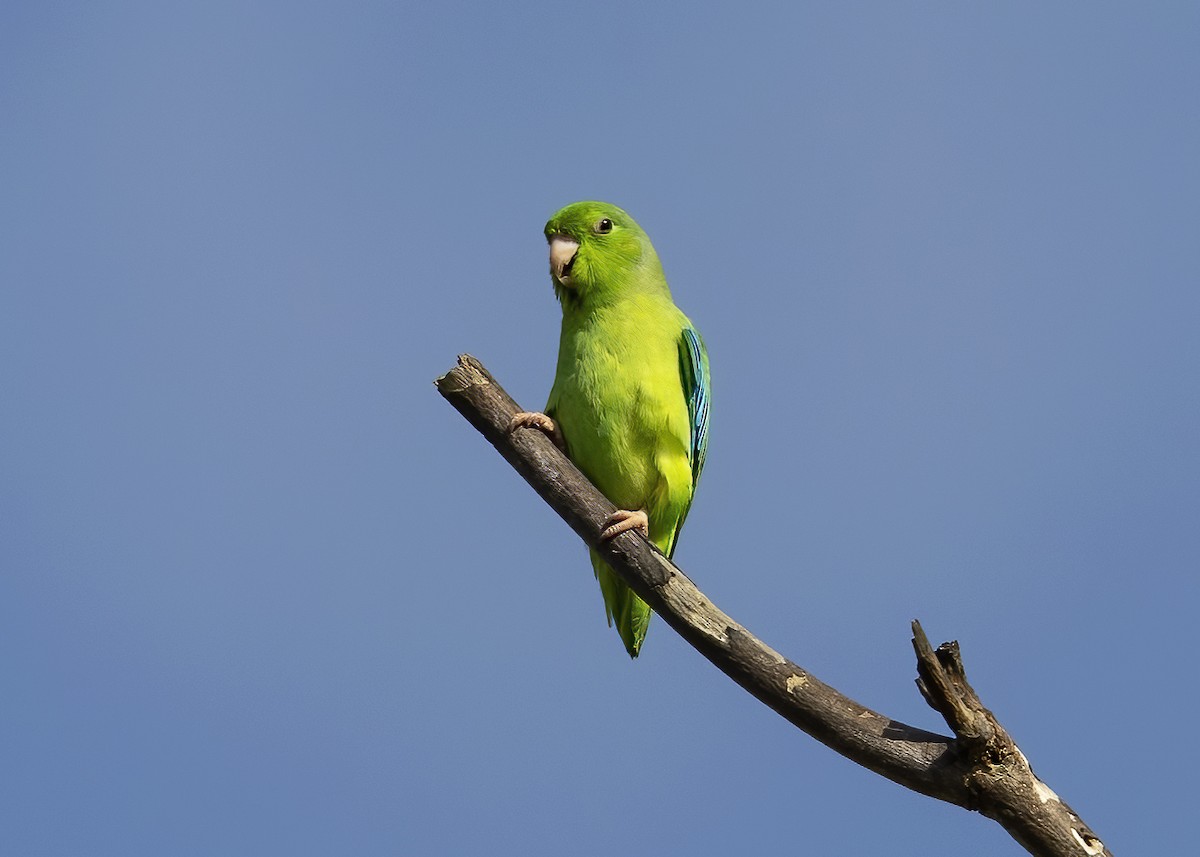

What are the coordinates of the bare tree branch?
(435, 353, 1112, 857)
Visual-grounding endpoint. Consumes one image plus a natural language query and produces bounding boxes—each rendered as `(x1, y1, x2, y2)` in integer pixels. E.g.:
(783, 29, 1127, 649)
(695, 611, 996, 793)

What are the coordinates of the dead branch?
(435, 353, 1111, 857)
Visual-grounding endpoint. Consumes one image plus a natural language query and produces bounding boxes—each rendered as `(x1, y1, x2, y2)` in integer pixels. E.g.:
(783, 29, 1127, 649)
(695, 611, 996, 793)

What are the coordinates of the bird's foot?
(600, 509, 650, 542)
(508, 411, 565, 451)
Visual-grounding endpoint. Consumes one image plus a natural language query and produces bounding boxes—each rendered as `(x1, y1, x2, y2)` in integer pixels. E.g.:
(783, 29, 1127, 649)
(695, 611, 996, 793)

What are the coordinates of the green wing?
(669, 325, 710, 558)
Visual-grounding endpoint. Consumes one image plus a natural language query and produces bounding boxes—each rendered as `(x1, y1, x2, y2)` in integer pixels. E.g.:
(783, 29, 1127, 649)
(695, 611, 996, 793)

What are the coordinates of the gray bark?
(436, 353, 1111, 857)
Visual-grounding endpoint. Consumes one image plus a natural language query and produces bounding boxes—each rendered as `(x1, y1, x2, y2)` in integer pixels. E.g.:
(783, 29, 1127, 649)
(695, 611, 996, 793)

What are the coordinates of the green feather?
(542, 201, 710, 658)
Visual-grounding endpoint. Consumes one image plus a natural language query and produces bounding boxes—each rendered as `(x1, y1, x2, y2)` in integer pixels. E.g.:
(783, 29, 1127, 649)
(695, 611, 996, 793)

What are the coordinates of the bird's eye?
(594, 218, 614, 234)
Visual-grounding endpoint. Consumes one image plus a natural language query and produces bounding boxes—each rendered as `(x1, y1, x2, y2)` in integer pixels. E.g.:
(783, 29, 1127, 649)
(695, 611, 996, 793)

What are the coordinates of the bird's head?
(543, 201, 661, 308)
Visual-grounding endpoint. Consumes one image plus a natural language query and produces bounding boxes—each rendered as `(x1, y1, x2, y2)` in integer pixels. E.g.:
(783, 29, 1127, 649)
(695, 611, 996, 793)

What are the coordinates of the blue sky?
(2, 3, 1196, 855)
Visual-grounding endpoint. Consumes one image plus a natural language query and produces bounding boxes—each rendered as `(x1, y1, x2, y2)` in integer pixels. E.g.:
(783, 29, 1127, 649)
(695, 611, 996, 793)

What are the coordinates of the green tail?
(590, 549, 652, 658)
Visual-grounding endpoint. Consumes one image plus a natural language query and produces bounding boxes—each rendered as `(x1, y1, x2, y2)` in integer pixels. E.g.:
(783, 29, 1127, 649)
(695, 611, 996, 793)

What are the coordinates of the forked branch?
(436, 354, 1111, 857)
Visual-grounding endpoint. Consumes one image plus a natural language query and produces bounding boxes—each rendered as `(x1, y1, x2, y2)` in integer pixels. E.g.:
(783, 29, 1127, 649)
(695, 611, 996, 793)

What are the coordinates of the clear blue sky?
(2, 3, 1196, 855)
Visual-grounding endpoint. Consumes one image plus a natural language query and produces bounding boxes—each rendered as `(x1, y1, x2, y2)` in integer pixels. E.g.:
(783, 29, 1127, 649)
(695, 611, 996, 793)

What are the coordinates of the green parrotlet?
(511, 201, 710, 657)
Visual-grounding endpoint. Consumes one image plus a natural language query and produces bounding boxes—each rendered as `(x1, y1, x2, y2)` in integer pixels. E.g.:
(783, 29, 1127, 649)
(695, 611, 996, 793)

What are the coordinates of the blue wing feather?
(670, 325, 710, 557)
(680, 325, 710, 486)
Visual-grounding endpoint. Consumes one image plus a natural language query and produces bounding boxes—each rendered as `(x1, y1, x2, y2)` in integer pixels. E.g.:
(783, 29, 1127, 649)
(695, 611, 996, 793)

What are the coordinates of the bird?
(510, 201, 710, 657)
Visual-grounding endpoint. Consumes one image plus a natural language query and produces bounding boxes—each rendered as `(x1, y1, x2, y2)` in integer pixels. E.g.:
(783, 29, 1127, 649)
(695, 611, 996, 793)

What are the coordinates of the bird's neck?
(558, 261, 671, 320)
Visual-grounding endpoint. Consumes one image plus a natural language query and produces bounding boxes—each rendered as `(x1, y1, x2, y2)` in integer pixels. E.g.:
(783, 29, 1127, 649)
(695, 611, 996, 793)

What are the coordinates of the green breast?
(548, 297, 692, 521)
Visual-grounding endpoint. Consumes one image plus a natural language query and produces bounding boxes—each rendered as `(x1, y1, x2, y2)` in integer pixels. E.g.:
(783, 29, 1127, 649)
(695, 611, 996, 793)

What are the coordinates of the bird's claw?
(508, 411, 566, 451)
(600, 509, 650, 542)
(508, 411, 555, 433)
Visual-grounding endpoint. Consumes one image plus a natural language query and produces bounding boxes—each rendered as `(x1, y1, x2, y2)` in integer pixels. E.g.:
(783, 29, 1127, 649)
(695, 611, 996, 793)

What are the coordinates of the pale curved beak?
(549, 235, 580, 285)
